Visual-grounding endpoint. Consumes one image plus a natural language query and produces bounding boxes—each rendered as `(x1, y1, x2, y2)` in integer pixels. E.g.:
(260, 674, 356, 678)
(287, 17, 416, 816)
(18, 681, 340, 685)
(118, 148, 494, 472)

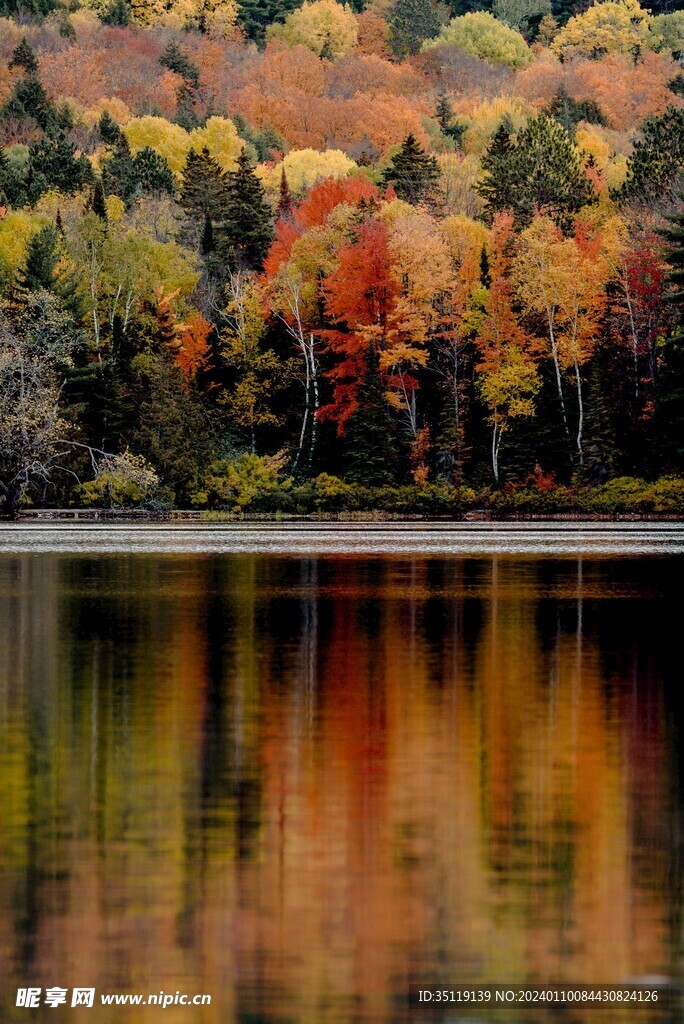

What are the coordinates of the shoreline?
(9, 509, 684, 523)
(2, 520, 683, 556)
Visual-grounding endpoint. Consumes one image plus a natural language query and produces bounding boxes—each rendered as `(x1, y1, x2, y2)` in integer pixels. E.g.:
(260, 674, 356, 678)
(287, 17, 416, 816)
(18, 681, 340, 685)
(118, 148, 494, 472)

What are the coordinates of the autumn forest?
(2, 0, 684, 513)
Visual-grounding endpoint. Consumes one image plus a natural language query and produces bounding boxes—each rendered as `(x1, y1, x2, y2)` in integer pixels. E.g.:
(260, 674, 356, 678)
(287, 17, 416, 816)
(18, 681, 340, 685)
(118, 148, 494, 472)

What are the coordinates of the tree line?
(1, 12, 684, 513)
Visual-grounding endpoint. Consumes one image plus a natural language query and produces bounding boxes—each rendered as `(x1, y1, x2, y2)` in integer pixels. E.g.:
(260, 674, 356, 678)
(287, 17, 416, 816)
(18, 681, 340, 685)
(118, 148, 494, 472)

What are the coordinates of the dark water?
(1, 551, 683, 1022)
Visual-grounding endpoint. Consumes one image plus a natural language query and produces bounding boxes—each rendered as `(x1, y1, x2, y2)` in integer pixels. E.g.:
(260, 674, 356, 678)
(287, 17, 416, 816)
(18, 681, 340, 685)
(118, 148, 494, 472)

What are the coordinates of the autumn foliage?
(1, 0, 684, 507)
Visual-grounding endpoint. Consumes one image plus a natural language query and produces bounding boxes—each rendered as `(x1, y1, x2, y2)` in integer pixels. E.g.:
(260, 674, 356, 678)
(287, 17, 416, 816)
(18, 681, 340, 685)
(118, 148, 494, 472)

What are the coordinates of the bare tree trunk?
(309, 334, 319, 472)
(492, 417, 499, 484)
(293, 345, 310, 473)
(548, 312, 570, 444)
(573, 357, 584, 465)
(623, 283, 640, 400)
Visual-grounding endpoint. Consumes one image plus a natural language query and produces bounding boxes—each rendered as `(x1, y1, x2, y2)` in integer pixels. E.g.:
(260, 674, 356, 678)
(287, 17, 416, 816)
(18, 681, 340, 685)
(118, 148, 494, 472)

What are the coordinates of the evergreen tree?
(542, 85, 607, 136)
(9, 38, 39, 75)
(232, 114, 287, 163)
(344, 346, 397, 486)
(25, 133, 93, 204)
(101, 0, 131, 24)
(620, 106, 684, 204)
(1, 73, 60, 134)
(582, 359, 618, 483)
(382, 134, 440, 204)
(131, 296, 213, 501)
(218, 151, 274, 272)
(670, 73, 684, 97)
(180, 147, 227, 224)
(101, 133, 137, 204)
(276, 167, 293, 220)
(98, 110, 122, 145)
(14, 222, 82, 317)
(200, 215, 214, 257)
(16, 223, 61, 294)
(0, 0, 59, 14)
(435, 92, 464, 147)
(478, 114, 596, 232)
(90, 178, 108, 222)
(0, 146, 22, 207)
(237, 0, 303, 43)
(2, 40, 71, 136)
(389, 0, 441, 57)
(132, 147, 175, 196)
(479, 245, 491, 288)
(160, 42, 202, 130)
(159, 41, 200, 89)
(477, 115, 515, 213)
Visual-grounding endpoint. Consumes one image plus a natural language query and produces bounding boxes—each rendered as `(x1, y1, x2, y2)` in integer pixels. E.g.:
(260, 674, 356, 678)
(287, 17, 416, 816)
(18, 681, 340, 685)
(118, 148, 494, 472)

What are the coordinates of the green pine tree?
(200, 214, 214, 257)
(101, 0, 131, 24)
(389, 0, 441, 57)
(435, 92, 464, 147)
(477, 114, 596, 232)
(13, 222, 82, 317)
(180, 147, 228, 225)
(159, 41, 200, 89)
(382, 134, 440, 205)
(237, 0, 303, 42)
(477, 115, 515, 216)
(542, 85, 606, 137)
(90, 178, 108, 222)
(101, 133, 137, 204)
(1, 73, 60, 134)
(0, 0, 59, 14)
(98, 110, 122, 145)
(132, 147, 175, 196)
(16, 223, 61, 294)
(160, 41, 202, 129)
(232, 114, 287, 163)
(276, 167, 293, 220)
(9, 38, 39, 75)
(619, 106, 684, 204)
(479, 245, 491, 288)
(218, 150, 274, 272)
(0, 146, 22, 207)
(25, 132, 93, 204)
(344, 346, 397, 487)
(581, 359, 618, 483)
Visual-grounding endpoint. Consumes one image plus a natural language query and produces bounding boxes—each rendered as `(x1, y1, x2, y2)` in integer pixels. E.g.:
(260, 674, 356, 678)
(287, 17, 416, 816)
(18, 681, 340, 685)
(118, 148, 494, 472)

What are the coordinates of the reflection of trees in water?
(0, 553, 680, 1023)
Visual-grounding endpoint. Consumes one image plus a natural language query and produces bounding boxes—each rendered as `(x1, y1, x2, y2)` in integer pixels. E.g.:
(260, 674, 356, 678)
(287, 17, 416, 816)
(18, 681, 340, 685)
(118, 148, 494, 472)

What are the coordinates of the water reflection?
(0, 554, 682, 1023)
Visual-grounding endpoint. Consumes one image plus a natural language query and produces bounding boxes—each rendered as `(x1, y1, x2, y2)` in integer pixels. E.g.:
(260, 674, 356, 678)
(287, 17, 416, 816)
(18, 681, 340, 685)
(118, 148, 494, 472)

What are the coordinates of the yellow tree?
(128, 0, 238, 31)
(257, 149, 357, 198)
(437, 214, 490, 474)
(222, 271, 284, 452)
(266, 223, 342, 471)
(474, 214, 539, 483)
(267, 0, 359, 56)
(385, 204, 455, 473)
(478, 348, 540, 484)
(514, 215, 613, 464)
(551, 0, 653, 60)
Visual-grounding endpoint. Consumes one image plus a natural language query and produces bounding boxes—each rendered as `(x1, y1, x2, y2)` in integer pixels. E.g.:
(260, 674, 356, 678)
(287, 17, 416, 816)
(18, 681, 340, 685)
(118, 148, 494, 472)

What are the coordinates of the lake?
(1, 525, 683, 1022)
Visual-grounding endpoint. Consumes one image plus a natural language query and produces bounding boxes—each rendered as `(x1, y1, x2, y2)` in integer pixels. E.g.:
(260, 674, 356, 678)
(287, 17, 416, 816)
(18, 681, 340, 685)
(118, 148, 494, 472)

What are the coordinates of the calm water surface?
(1, 539, 683, 1022)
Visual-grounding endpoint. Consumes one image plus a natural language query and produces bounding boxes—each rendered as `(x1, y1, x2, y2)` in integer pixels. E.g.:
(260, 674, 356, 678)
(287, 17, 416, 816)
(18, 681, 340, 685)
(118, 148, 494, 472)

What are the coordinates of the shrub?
(199, 452, 291, 510)
(584, 476, 649, 513)
(76, 451, 160, 508)
(644, 476, 684, 513)
(312, 473, 359, 511)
